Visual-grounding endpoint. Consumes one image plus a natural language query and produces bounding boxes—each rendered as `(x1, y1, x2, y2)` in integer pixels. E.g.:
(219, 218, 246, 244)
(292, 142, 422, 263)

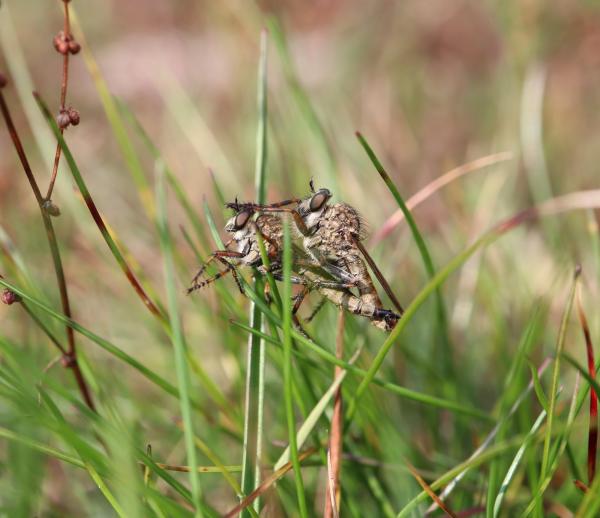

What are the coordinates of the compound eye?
(234, 209, 252, 229)
(309, 190, 330, 211)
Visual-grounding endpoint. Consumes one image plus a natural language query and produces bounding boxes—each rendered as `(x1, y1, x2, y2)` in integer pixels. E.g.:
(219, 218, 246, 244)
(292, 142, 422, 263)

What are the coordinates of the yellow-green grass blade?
(156, 165, 203, 516)
(346, 191, 600, 422)
(539, 270, 579, 482)
(241, 30, 269, 517)
(282, 220, 308, 517)
(356, 131, 453, 381)
(70, 8, 155, 220)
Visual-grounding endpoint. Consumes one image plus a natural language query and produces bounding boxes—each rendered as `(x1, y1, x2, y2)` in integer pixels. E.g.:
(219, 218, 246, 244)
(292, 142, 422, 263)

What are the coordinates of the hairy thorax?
(304, 203, 362, 262)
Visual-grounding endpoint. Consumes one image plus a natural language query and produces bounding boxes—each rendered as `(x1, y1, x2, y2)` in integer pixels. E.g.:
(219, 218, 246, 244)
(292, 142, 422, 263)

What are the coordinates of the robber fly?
(187, 200, 351, 295)
(230, 183, 403, 331)
(237, 181, 404, 331)
(189, 200, 400, 331)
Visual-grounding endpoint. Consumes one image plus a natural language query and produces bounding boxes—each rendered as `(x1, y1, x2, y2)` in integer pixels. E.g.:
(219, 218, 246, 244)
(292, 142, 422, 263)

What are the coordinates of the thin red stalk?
(574, 479, 589, 493)
(46, 0, 72, 201)
(324, 311, 344, 518)
(371, 151, 513, 245)
(35, 94, 165, 321)
(576, 286, 598, 484)
(224, 448, 316, 518)
(405, 461, 458, 518)
(0, 88, 95, 411)
(20, 301, 67, 356)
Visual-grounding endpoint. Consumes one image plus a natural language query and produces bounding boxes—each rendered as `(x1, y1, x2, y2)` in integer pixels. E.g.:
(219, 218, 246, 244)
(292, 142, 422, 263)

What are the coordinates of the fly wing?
(353, 236, 404, 315)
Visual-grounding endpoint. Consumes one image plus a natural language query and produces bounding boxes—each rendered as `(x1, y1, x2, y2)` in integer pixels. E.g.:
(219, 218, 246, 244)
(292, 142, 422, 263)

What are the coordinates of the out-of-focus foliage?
(1, 0, 600, 516)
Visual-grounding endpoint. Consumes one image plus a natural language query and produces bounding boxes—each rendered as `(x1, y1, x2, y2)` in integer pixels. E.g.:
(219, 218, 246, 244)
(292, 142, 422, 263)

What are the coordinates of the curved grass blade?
(371, 151, 514, 244)
(539, 268, 580, 482)
(0, 426, 84, 468)
(346, 190, 600, 422)
(231, 307, 490, 420)
(0, 278, 197, 408)
(427, 357, 551, 515)
(356, 131, 452, 377)
(34, 93, 166, 322)
(396, 433, 546, 517)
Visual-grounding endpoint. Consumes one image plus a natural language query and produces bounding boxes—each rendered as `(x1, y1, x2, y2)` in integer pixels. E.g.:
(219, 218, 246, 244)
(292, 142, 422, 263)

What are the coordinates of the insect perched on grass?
(218, 183, 403, 331)
(188, 197, 401, 331)
(187, 198, 351, 292)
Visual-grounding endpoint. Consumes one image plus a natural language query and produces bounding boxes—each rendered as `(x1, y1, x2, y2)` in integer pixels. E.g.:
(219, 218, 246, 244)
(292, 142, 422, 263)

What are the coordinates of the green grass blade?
(241, 30, 269, 516)
(356, 131, 453, 378)
(492, 409, 547, 518)
(274, 348, 357, 471)
(116, 97, 212, 254)
(529, 361, 550, 413)
(539, 271, 579, 480)
(346, 194, 600, 422)
(0, 426, 84, 468)
(86, 463, 127, 518)
(521, 376, 580, 517)
(282, 220, 308, 517)
(34, 93, 166, 322)
(232, 294, 491, 420)
(0, 278, 191, 406)
(156, 165, 203, 516)
(562, 352, 600, 401)
(267, 17, 338, 191)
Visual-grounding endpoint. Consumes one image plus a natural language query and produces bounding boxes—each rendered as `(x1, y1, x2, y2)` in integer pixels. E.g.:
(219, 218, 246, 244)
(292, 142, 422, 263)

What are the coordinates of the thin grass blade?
(156, 164, 203, 516)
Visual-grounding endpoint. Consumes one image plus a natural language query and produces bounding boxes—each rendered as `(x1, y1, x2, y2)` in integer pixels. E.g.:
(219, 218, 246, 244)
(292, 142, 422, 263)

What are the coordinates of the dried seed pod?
(68, 40, 81, 55)
(53, 31, 69, 55)
(1, 289, 21, 305)
(57, 110, 71, 129)
(42, 199, 61, 217)
(67, 108, 80, 126)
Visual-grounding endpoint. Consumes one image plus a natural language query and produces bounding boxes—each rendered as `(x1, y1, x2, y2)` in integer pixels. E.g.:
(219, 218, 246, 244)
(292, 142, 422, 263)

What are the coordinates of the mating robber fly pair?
(188, 181, 404, 332)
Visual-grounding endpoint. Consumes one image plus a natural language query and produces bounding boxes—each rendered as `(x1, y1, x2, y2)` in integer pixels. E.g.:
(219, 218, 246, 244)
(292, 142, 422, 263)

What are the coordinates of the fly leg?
(188, 250, 245, 293)
(291, 286, 311, 338)
(294, 257, 360, 287)
(306, 296, 327, 323)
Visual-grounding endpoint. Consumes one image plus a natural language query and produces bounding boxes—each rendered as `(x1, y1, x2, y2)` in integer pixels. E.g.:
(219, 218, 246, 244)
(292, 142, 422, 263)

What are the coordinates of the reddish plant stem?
(35, 93, 166, 321)
(20, 301, 67, 356)
(0, 89, 95, 411)
(324, 311, 344, 518)
(45, 0, 72, 201)
(576, 288, 598, 484)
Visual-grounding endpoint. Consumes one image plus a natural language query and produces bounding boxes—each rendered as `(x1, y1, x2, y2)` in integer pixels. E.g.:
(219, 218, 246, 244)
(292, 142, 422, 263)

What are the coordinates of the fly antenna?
(309, 178, 315, 193)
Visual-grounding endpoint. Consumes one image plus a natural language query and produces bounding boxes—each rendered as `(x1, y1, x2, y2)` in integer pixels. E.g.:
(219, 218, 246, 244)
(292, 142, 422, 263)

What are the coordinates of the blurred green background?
(1, 0, 600, 516)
